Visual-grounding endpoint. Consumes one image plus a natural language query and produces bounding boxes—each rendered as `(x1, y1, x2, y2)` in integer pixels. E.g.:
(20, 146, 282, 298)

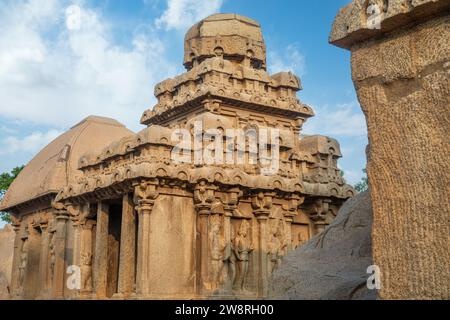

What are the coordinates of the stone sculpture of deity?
(267, 220, 286, 274)
(209, 215, 226, 291)
(233, 219, 254, 291)
(81, 252, 93, 291)
(18, 239, 28, 288)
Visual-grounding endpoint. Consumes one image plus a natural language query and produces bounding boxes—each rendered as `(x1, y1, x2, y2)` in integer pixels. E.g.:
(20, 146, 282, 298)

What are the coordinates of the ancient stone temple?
(0, 13, 355, 300)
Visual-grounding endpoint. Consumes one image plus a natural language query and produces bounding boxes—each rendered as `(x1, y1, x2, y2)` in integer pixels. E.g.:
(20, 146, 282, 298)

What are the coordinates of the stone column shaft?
(118, 193, 136, 297)
(93, 202, 109, 298)
(256, 216, 269, 297)
(79, 220, 95, 296)
(133, 180, 159, 296)
(10, 222, 22, 297)
(135, 203, 151, 295)
(193, 182, 216, 295)
(252, 192, 273, 298)
(52, 211, 69, 298)
(195, 210, 210, 294)
(38, 224, 50, 297)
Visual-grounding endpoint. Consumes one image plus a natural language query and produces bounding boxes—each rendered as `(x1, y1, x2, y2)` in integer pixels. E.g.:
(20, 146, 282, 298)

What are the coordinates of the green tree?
(0, 166, 24, 223)
(339, 170, 347, 183)
(354, 168, 369, 192)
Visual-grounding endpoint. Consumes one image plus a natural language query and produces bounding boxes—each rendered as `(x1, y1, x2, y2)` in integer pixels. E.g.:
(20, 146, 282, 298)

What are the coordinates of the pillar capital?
(251, 191, 274, 218)
(304, 198, 331, 235)
(81, 219, 96, 230)
(134, 180, 159, 214)
(307, 198, 330, 223)
(223, 188, 241, 215)
(10, 215, 22, 232)
(38, 220, 49, 232)
(282, 194, 304, 219)
(194, 180, 216, 216)
(51, 201, 69, 221)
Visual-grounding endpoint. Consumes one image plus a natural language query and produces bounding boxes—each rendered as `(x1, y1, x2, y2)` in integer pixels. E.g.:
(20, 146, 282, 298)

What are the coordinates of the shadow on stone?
(268, 191, 376, 300)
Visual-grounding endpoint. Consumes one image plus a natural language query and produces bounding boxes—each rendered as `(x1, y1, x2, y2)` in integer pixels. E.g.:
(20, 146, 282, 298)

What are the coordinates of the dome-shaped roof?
(0, 116, 134, 211)
(184, 13, 266, 70)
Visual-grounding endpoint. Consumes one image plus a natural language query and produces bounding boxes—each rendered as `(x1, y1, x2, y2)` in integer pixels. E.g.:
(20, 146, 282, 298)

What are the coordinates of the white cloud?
(302, 102, 367, 138)
(155, 0, 223, 30)
(268, 44, 306, 77)
(0, 126, 17, 135)
(0, 0, 177, 132)
(341, 168, 364, 186)
(0, 129, 62, 155)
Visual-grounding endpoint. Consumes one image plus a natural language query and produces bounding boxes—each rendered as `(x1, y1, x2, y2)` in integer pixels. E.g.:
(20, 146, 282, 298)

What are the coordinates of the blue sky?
(0, 0, 367, 189)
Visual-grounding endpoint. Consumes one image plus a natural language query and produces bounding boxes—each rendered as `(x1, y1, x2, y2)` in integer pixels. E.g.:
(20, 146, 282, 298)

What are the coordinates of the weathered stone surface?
(330, 0, 450, 49)
(269, 192, 376, 300)
(0, 224, 15, 298)
(184, 14, 266, 70)
(0, 272, 9, 299)
(331, 0, 450, 299)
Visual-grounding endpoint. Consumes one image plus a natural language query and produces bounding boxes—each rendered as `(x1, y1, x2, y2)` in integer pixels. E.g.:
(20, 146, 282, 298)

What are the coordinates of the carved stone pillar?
(67, 204, 83, 300)
(10, 217, 22, 297)
(68, 204, 82, 269)
(117, 193, 136, 297)
(193, 180, 216, 295)
(52, 206, 69, 299)
(18, 227, 29, 298)
(134, 180, 159, 296)
(93, 201, 109, 299)
(80, 219, 95, 297)
(307, 199, 329, 236)
(282, 195, 304, 252)
(222, 188, 240, 292)
(251, 192, 273, 297)
(38, 219, 50, 298)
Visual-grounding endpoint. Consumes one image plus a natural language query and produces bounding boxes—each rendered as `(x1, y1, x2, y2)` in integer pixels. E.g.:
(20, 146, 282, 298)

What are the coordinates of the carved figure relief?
(233, 219, 254, 292)
(222, 226, 236, 291)
(49, 233, 56, 284)
(18, 238, 28, 288)
(209, 215, 226, 291)
(293, 232, 307, 249)
(267, 219, 286, 274)
(81, 252, 93, 291)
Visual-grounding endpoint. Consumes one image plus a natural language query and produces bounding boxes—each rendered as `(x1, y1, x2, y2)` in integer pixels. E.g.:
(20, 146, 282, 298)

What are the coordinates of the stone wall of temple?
(147, 195, 196, 296)
(0, 225, 15, 298)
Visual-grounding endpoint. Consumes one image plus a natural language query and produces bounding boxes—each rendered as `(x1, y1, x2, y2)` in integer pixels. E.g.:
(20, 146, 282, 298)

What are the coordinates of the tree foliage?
(0, 166, 24, 223)
(354, 168, 369, 193)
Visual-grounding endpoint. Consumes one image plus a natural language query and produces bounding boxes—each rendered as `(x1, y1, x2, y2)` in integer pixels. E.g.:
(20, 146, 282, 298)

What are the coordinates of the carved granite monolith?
(330, 0, 450, 299)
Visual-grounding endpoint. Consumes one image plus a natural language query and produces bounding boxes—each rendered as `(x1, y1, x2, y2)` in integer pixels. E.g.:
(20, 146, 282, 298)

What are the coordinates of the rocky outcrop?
(268, 191, 376, 300)
(330, 0, 450, 299)
(0, 224, 15, 299)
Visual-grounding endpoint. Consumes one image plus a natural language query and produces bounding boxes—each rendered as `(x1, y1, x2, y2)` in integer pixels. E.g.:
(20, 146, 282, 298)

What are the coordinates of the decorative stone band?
(140, 90, 313, 126)
(330, 0, 450, 49)
(55, 162, 355, 203)
(77, 119, 307, 169)
(0, 192, 56, 215)
(140, 56, 311, 126)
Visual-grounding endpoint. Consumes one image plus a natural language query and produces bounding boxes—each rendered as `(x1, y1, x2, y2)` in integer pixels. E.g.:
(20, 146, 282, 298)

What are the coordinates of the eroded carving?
(233, 219, 254, 292)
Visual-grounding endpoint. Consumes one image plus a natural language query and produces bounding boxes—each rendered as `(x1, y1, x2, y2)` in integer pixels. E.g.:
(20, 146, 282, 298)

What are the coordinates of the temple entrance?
(106, 200, 122, 298)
